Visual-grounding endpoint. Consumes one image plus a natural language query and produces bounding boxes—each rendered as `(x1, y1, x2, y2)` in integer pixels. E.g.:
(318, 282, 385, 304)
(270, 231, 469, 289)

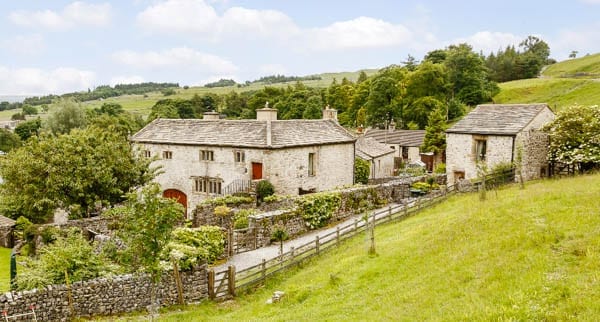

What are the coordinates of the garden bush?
(163, 226, 225, 269)
(295, 192, 342, 229)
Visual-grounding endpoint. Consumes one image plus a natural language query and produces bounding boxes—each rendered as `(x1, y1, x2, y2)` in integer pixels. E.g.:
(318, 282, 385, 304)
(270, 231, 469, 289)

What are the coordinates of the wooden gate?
(163, 189, 187, 216)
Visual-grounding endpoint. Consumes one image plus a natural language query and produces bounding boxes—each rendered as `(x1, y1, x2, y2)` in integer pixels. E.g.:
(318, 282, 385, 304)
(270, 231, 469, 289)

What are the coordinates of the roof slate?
(446, 103, 550, 135)
(364, 129, 425, 147)
(355, 137, 395, 159)
(0, 214, 15, 227)
(130, 118, 356, 148)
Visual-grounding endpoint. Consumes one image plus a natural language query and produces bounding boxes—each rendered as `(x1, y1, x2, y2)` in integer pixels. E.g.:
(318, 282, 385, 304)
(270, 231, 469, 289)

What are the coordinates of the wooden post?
(336, 227, 340, 246)
(354, 219, 358, 231)
(388, 205, 392, 221)
(261, 259, 266, 280)
(315, 236, 320, 255)
(208, 269, 215, 300)
(404, 200, 408, 216)
(228, 228, 234, 257)
(172, 258, 185, 305)
(290, 246, 295, 262)
(228, 266, 236, 297)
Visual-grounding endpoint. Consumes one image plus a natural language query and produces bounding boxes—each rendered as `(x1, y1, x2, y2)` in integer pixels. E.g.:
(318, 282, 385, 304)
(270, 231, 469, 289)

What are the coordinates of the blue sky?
(1, 0, 599, 95)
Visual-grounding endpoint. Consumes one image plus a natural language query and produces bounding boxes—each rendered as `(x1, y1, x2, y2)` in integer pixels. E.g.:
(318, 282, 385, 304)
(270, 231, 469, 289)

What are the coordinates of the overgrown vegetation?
(163, 226, 225, 269)
(354, 157, 370, 184)
(256, 180, 275, 203)
(295, 192, 342, 229)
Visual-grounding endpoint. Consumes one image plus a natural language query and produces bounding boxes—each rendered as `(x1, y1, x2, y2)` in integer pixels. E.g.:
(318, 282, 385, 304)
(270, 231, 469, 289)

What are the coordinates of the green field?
(0, 247, 11, 292)
(109, 174, 600, 321)
(542, 53, 600, 78)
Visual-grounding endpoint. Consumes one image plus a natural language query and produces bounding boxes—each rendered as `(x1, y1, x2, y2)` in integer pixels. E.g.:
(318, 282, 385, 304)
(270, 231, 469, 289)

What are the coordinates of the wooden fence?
(207, 169, 515, 301)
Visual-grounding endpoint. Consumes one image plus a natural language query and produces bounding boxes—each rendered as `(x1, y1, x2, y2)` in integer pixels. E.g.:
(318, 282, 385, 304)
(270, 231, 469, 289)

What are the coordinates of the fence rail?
(208, 170, 515, 300)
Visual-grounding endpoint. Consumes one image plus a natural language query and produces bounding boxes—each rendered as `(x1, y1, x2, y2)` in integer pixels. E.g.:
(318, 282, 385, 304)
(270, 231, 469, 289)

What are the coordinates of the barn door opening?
(163, 189, 187, 218)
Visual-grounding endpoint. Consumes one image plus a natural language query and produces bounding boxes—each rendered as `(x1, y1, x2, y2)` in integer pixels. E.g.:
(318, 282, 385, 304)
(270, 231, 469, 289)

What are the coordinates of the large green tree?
(421, 106, 448, 154)
(45, 99, 88, 135)
(543, 105, 600, 171)
(0, 125, 154, 223)
(0, 128, 22, 152)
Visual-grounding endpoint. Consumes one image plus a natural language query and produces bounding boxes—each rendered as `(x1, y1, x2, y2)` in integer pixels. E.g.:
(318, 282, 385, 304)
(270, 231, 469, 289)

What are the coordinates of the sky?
(1, 0, 599, 96)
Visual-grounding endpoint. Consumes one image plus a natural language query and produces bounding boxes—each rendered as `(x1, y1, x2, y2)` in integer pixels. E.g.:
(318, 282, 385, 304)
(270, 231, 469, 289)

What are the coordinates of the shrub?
(201, 195, 254, 206)
(256, 180, 275, 202)
(434, 163, 446, 174)
(354, 158, 370, 184)
(163, 226, 225, 269)
(233, 209, 256, 229)
(295, 192, 342, 229)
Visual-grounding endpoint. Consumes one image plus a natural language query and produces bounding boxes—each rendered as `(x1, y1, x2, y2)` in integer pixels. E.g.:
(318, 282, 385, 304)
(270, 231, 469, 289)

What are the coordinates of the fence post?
(388, 205, 392, 221)
(315, 236, 320, 255)
(336, 227, 340, 246)
(261, 259, 266, 280)
(404, 200, 408, 216)
(208, 269, 215, 300)
(354, 219, 358, 231)
(290, 246, 295, 262)
(228, 265, 236, 297)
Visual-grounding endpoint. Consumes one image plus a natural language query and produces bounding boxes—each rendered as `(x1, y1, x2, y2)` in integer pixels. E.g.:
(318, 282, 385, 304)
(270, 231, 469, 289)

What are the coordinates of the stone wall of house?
(0, 266, 207, 321)
(445, 133, 514, 185)
(370, 153, 395, 179)
(0, 226, 13, 248)
(517, 129, 551, 181)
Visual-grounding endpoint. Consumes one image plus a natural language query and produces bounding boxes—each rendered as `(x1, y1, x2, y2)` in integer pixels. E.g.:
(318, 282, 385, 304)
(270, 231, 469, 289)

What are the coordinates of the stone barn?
(131, 107, 356, 218)
(364, 128, 425, 165)
(355, 136, 395, 179)
(0, 214, 15, 248)
(446, 103, 555, 185)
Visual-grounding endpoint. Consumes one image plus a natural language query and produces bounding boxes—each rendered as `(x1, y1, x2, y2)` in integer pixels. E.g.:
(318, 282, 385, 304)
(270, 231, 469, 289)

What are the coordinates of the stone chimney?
(203, 111, 220, 120)
(256, 102, 278, 121)
(388, 119, 396, 132)
(322, 105, 338, 122)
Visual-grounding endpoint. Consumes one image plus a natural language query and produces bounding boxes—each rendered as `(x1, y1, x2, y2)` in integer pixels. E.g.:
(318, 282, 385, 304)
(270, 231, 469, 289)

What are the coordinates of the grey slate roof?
(446, 103, 550, 135)
(364, 129, 425, 147)
(0, 214, 15, 227)
(131, 118, 356, 148)
(355, 137, 395, 160)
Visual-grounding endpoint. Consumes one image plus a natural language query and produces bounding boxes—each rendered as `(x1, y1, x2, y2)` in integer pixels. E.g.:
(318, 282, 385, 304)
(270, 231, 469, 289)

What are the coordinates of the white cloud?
(307, 17, 412, 50)
(454, 31, 523, 54)
(552, 23, 600, 59)
(220, 7, 299, 39)
(112, 47, 238, 74)
(4, 34, 46, 55)
(9, 2, 112, 30)
(109, 75, 146, 86)
(0, 66, 95, 95)
(136, 0, 219, 34)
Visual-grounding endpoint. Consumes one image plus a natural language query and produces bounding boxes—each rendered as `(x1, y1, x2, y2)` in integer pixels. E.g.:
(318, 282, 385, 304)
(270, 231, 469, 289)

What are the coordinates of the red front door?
(252, 162, 263, 180)
(163, 189, 187, 217)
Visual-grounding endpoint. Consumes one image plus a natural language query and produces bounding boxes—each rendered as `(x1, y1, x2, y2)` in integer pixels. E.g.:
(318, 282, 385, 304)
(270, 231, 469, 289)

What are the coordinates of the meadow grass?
(494, 78, 600, 111)
(543, 53, 600, 78)
(109, 174, 600, 321)
(0, 247, 11, 292)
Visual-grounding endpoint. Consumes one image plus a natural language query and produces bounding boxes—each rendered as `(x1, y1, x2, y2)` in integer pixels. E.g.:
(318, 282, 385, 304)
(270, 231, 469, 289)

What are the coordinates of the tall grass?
(124, 174, 600, 321)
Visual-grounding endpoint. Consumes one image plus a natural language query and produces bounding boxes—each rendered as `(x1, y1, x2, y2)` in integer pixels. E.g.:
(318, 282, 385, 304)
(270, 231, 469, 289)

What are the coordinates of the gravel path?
(213, 202, 406, 272)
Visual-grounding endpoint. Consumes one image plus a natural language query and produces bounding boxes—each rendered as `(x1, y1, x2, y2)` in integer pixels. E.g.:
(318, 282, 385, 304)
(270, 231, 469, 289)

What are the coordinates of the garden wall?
(0, 265, 208, 321)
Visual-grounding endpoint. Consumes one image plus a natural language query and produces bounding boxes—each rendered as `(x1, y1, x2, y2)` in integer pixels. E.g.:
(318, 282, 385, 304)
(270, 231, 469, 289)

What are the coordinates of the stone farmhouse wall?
(369, 153, 395, 179)
(0, 226, 13, 248)
(0, 266, 207, 321)
(48, 216, 115, 235)
(517, 129, 551, 180)
(142, 141, 354, 219)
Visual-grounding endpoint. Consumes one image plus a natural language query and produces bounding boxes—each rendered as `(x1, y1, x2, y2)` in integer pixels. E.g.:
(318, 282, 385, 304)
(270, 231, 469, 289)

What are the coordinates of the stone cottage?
(130, 107, 356, 217)
(445, 103, 555, 185)
(364, 128, 426, 166)
(355, 136, 395, 179)
(0, 214, 15, 248)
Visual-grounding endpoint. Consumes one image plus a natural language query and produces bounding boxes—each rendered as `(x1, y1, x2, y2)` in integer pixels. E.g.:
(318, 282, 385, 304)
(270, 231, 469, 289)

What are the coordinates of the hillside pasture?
(543, 53, 600, 78)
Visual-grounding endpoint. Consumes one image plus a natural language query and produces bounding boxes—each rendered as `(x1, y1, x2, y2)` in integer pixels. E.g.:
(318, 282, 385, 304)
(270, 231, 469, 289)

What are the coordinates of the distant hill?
(494, 53, 600, 111)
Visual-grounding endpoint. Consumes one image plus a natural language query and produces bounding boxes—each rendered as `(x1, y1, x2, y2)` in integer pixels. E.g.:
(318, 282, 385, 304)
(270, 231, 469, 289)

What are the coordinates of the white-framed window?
(163, 151, 173, 159)
(234, 150, 245, 163)
(308, 152, 316, 176)
(200, 150, 214, 161)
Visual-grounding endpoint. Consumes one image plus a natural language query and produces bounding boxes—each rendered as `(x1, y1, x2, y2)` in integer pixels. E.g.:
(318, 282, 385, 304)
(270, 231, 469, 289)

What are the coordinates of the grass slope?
(543, 53, 600, 78)
(0, 247, 11, 292)
(132, 174, 600, 321)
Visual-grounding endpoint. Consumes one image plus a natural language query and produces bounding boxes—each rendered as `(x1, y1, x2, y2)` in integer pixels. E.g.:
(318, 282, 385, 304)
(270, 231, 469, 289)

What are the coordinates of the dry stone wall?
(0, 266, 207, 321)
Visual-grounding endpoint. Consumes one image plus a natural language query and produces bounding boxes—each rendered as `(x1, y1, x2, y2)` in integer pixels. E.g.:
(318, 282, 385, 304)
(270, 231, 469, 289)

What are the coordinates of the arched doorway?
(163, 189, 187, 218)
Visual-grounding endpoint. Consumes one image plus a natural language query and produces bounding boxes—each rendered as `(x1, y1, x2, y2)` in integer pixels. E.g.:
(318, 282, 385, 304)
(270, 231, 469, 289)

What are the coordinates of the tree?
(96, 102, 124, 116)
(354, 157, 370, 184)
(0, 128, 22, 152)
(0, 125, 154, 223)
(543, 105, 600, 172)
(421, 106, 448, 154)
(402, 54, 419, 71)
(405, 96, 444, 129)
(569, 50, 578, 59)
(21, 105, 38, 116)
(14, 118, 41, 141)
(302, 96, 323, 119)
(366, 76, 399, 126)
(45, 99, 87, 135)
(357, 71, 368, 84)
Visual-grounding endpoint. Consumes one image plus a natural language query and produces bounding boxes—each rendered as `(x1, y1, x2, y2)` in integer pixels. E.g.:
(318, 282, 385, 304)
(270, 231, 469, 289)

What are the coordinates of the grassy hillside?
(543, 53, 600, 78)
(494, 54, 600, 110)
(112, 174, 600, 321)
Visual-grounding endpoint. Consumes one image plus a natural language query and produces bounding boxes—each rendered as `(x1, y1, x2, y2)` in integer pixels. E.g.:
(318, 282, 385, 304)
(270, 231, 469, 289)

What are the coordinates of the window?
(308, 152, 316, 176)
(163, 151, 173, 159)
(193, 177, 222, 194)
(199, 150, 214, 161)
(234, 150, 245, 163)
(401, 147, 409, 159)
(143, 150, 152, 158)
(475, 139, 487, 161)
